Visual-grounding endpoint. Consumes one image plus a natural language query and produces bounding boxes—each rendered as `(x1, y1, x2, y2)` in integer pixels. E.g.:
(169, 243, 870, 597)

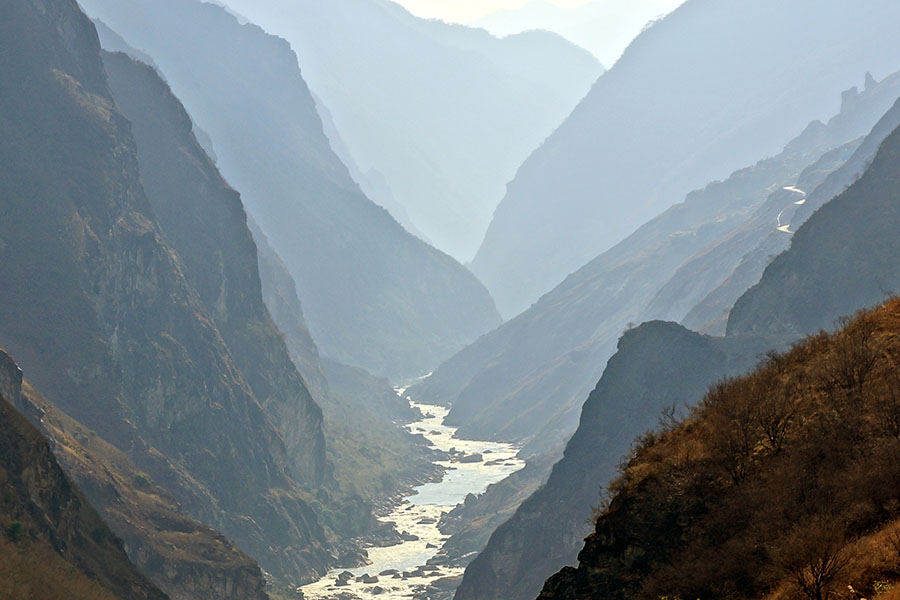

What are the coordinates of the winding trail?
(776, 208, 792, 233)
(775, 185, 807, 233)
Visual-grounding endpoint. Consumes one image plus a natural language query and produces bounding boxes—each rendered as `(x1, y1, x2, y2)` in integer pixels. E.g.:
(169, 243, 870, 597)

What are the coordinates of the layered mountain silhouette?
(414, 72, 900, 459)
(471, 0, 674, 66)
(215, 0, 603, 261)
(472, 0, 900, 319)
(81, 0, 501, 381)
(728, 113, 900, 337)
(6, 2, 900, 600)
(452, 87, 900, 600)
(539, 298, 900, 600)
(436, 73, 900, 600)
(0, 0, 344, 587)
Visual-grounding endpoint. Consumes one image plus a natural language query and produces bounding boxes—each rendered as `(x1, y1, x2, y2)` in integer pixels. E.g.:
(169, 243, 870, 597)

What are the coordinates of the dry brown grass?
(0, 532, 119, 600)
(589, 299, 900, 600)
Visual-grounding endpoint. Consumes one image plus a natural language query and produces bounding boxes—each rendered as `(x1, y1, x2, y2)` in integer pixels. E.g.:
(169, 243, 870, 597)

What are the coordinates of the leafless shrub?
(774, 520, 854, 600)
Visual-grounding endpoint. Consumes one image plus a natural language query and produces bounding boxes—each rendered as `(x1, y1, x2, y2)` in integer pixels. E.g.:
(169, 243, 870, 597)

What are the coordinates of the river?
(300, 399, 525, 600)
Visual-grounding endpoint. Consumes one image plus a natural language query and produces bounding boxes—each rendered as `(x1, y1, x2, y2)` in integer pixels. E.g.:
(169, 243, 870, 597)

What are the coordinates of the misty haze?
(3, 2, 900, 600)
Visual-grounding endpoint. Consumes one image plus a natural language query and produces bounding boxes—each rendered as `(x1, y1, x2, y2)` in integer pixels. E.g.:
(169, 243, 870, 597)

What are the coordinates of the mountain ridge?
(83, 0, 502, 380)
(472, 0, 900, 319)
(216, 0, 603, 260)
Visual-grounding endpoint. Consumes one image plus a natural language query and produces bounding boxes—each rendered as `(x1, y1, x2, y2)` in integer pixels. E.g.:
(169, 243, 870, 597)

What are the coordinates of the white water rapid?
(300, 400, 525, 600)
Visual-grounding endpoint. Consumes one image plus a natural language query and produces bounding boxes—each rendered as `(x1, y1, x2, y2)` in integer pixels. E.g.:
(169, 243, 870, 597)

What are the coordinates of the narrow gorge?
(301, 396, 525, 600)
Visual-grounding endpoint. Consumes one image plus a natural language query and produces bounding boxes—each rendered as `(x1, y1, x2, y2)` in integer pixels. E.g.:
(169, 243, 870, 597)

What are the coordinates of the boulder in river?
(458, 453, 483, 463)
(431, 575, 464, 590)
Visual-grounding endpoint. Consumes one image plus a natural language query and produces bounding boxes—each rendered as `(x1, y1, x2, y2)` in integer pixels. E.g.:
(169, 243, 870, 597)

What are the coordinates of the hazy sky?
(394, 0, 682, 24)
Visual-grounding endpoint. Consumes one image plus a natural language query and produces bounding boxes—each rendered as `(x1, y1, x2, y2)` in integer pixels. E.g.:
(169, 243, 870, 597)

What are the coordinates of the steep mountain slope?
(101, 49, 325, 487)
(453, 324, 778, 600)
(84, 0, 501, 380)
(729, 115, 900, 336)
(418, 77, 900, 600)
(215, 0, 603, 261)
(248, 192, 440, 504)
(104, 47, 413, 550)
(313, 94, 427, 242)
(461, 110, 900, 600)
(540, 301, 900, 600)
(683, 89, 900, 334)
(642, 143, 856, 330)
(0, 0, 333, 585)
(471, 0, 678, 66)
(472, 0, 900, 318)
(414, 75, 899, 457)
(1, 349, 269, 600)
(0, 354, 167, 600)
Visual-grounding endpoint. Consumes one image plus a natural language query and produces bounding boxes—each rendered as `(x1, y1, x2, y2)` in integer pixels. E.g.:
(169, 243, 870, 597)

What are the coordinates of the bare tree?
(703, 379, 760, 484)
(775, 520, 853, 600)
(876, 370, 900, 440)
(753, 380, 795, 454)
(826, 313, 880, 395)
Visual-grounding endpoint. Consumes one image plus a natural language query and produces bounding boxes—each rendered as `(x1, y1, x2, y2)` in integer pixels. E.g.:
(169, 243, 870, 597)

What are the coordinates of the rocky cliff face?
(1, 348, 269, 600)
(0, 352, 167, 600)
(101, 49, 325, 487)
(83, 0, 501, 381)
(0, 0, 333, 585)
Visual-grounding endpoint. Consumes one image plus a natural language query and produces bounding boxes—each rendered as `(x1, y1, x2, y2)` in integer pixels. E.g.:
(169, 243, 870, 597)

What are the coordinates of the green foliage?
(6, 521, 22, 541)
(131, 472, 152, 490)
